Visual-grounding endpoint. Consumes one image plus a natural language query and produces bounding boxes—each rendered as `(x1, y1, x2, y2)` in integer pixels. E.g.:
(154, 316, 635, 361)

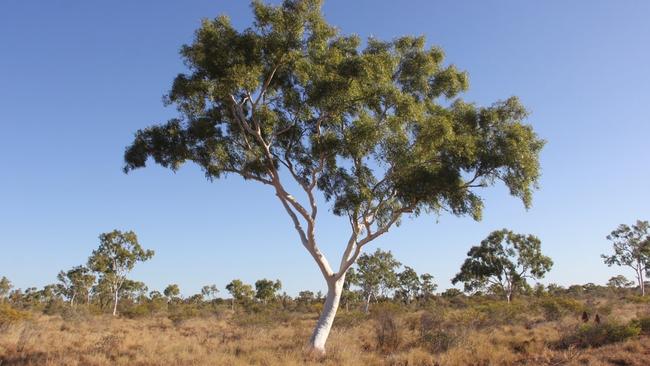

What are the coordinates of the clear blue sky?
(2, 0, 649, 296)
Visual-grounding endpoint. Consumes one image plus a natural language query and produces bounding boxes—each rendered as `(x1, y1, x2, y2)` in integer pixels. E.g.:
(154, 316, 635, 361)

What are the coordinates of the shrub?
(375, 312, 401, 354)
(537, 297, 584, 321)
(333, 310, 366, 328)
(630, 317, 650, 335)
(557, 321, 641, 348)
(418, 312, 459, 353)
(0, 303, 31, 329)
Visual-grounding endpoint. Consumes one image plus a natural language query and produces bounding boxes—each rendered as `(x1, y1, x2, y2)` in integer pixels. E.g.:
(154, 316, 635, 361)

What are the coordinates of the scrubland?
(1, 291, 649, 365)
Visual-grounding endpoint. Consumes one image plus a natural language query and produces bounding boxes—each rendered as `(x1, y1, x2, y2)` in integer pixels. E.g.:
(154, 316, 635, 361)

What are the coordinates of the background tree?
(395, 266, 421, 304)
(602, 220, 650, 296)
(163, 284, 181, 302)
(255, 279, 282, 304)
(354, 249, 401, 312)
(87, 230, 154, 316)
(607, 275, 634, 289)
(452, 230, 553, 303)
(56, 265, 95, 307)
(225, 279, 254, 310)
(418, 273, 437, 302)
(123, 0, 543, 351)
(0, 276, 12, 302)
(201, 284, 219, 300)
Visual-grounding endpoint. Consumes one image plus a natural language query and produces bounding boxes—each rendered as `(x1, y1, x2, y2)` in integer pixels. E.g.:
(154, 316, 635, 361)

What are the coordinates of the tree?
(255, 278, 282, 304)
(225, 279, 254, 310)
(602, 220, 650, 296)
(418, 273, 437, 302)
(452, 230, 553, 303)
(87, 230, 154, 316)
(395, 266, 421, 304)
(122, 0, 543, 351)
(607, 275, 634, 289)
(163, 284, 181, 301)
(201, 284, 220, 300)
(353, 249, 401, 312)
(56, 265, 96, 307)
(0, 276, 12, 302)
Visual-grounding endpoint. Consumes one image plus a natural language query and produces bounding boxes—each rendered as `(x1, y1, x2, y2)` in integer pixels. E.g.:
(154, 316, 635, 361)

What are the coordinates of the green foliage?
(352, 249, 401, 310)
(602, 220, 650, 295)
(226, 279, 255, 309)
(0, 303, 31, 328)
(557, 321, 641, 349)
(56, 266, 95, 306)
(0, 276, 12, 300)
(452, 229, 553, 302)
(164, 284, 181, 300)
(123, 0, 544, 262)
(254, 279, 282, 304)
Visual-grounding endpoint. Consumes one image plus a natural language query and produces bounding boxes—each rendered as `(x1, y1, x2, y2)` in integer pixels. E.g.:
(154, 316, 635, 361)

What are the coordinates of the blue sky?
(1, 0, 649, 296)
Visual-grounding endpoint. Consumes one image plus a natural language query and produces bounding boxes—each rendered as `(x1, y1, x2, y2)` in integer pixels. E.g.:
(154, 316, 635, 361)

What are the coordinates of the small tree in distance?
(225, 279, 254, 310)
(56, 265, 95, 307)
(452, 229, 553, 303)
(0, 277, 12, 302)
(87, 230, 154, 316)
(255, 279, 282, 304)
(201, 284, 219, 300)
(602, 220, 650, 296)
(163, 284, 181, 302)
(123, 0, 544, 351)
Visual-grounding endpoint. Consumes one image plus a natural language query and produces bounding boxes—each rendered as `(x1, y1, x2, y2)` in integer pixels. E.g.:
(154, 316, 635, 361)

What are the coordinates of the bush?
(630, 317, 650, 335)
(418, 312, 459, 353)
(333, 310, 366, 328)
(537, 297, 584, 321)
(557, 321, 641, 348)
(0, 303, 31, 329)
(375, 312, 401, 354)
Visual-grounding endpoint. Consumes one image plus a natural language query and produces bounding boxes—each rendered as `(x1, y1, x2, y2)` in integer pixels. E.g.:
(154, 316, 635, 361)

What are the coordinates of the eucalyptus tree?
(419, 273, 437, 302)
(255, 278, 282, 304)
(602, 220, 650, 296)
(123, 0, 543, 351)
(87, 230, 154, 315)
(607, 275, 634, 289)
(225, 279, 254, 310)
(163, 284, 181, 302)
(354, 249, 401, 312)
(56, 265, 96, 307)
(0, 276, 12, 302)
(201, 284, 220, 300)
(395, 266, 421, 304)
(452, 230, 553, 303)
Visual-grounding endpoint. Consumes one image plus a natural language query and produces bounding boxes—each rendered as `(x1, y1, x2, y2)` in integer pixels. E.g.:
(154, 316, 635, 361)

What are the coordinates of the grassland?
(1, 292, 649, 365)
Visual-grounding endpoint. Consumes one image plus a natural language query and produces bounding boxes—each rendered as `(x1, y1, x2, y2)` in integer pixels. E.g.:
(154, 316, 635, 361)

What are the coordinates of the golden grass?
(1, 303, 649, 365)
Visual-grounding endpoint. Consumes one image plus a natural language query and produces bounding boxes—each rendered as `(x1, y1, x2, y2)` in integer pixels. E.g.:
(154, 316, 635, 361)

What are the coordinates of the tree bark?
(112, 290, 119, 316)
(309, 277, 344, 353)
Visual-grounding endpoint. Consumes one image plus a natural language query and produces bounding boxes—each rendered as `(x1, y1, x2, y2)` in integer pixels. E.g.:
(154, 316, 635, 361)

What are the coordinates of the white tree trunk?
(112, 291, 119, 316)
(309, 277, 344, 353)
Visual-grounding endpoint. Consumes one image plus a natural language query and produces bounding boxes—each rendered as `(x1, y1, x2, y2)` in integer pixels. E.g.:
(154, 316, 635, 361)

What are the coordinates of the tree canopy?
(122, 0, 544, 351)
(452, 229, 553, 302)
(602, 220, 650, 296)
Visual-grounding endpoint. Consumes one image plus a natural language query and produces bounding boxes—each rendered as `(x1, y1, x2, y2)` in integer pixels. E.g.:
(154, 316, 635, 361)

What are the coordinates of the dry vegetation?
(1, 294, 649, 366)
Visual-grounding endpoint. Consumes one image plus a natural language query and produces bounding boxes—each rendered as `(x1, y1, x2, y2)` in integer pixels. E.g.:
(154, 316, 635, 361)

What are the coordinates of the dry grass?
(1, 301, 649, 365)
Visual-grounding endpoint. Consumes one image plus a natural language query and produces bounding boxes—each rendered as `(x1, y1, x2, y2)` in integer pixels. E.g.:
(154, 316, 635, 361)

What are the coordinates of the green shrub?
(0, 303, 31, 328)
(557, 321, 641, 348)
(418, 312, 459, 353)
(630, 317, 650, 335)
(537, 297, 585, 321)
(333, 310, 366, 328)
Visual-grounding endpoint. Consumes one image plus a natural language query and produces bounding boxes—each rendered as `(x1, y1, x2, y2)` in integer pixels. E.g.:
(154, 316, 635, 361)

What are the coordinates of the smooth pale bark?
(309, 276, 345, 353)
(112, 290, 119, 316)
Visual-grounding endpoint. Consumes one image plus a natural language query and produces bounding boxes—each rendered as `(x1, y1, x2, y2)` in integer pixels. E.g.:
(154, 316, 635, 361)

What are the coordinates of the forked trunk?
(309, 277, 344, 353)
